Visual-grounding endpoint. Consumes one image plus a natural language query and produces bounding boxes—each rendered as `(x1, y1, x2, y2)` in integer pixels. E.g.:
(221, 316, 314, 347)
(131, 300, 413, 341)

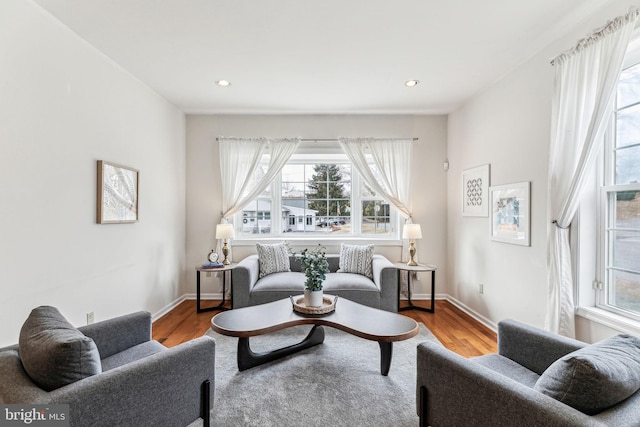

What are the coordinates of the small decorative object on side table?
(216, 224, 235, 265)
(196, 262, 236, 313)
(402, 224, 422, 266)
(393, 262, 436, 313)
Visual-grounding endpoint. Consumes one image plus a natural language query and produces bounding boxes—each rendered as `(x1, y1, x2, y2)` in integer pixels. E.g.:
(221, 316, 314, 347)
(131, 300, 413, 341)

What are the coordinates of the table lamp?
(216, 224, 235, 265)
(402, 224, 422, 266)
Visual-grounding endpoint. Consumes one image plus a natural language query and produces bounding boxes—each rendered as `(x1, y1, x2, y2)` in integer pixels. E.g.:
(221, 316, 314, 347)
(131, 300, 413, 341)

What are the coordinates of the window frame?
(231, 148, 400, 244)
(594, 51, 640, 322)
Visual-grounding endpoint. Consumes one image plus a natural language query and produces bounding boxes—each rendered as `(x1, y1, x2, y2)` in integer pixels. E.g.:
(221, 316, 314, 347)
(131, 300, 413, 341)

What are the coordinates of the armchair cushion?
(534, 333, 640, 415)
(338, 243, 373, 279)
(256, 242, 291, 278)
(19, 306, 101, 391)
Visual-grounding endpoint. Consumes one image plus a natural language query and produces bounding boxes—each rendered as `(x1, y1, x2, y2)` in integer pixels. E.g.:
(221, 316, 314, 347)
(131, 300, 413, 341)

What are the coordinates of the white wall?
(185, 114, 447, 298)
(447, 0, 636, 340)
(0, 0, 186, 346)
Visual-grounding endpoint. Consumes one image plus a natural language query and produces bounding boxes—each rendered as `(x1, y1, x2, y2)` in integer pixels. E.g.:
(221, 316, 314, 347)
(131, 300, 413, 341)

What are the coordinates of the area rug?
(189, 323, 440, 427)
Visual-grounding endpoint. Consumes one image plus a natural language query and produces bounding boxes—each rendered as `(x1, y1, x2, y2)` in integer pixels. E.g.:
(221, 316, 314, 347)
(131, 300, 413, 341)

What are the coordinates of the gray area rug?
(190, 323, 439, 427)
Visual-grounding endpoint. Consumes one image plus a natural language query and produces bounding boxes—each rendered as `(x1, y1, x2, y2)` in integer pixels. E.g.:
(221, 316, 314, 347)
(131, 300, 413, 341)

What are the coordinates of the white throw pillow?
(338, 243, 374, 279)
(256, 242, 291, 278)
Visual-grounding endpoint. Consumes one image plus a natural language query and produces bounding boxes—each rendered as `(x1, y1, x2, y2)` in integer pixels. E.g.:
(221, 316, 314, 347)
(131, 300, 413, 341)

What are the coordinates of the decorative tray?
(290, 295, 339, 315)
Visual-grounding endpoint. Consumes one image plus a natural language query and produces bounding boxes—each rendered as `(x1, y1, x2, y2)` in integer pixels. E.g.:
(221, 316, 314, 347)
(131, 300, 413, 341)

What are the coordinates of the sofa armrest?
(46, 336, 216, 427)
(78, 311, 151, 359)
(417, 341, 603, 427)
(372, 255, 398, 312)
(232, 254, 260, 308)
(498, 319, 585, 375)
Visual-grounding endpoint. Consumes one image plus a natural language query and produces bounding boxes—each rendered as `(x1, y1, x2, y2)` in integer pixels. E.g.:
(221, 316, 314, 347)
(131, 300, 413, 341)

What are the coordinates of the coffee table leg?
(379, 342, 393, 376)
(237, 325, 325, 371)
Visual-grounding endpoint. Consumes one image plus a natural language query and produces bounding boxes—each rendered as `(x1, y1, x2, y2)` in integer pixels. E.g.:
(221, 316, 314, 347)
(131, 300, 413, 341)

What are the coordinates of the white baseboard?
(152, 293, 225, 321)
(444, 295, 498, 332)
(153, 292, 497, 334)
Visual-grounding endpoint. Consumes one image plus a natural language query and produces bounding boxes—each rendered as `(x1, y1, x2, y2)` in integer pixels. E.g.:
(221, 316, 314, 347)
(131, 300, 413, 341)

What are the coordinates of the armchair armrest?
(232, 254, 260, 308)
(372, 255, 398, 312)
(498, 319, 585, 375)
(46, 336, 216, 427)
(417, 341, 603, 427)
(78, 311, 151, 359)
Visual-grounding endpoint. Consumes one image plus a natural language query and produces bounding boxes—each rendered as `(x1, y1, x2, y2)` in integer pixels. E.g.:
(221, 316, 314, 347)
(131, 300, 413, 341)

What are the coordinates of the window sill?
(232, 237, 403, 247)
(576, 306, 640, 336)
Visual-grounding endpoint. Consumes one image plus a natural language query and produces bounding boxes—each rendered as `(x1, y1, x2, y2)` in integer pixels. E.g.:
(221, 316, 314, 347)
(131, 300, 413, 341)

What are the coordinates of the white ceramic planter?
(304, 289, 323, 307)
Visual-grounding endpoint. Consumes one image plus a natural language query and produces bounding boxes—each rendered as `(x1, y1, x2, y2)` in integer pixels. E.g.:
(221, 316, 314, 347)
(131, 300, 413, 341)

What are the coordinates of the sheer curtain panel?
(217, 137, 300, 258)
(545, 9, 639, 337)
(338, 137, 414, 262)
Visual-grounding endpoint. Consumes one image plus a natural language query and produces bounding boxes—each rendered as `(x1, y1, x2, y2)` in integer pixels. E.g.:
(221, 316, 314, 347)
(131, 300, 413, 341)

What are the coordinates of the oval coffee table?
(211, 295, 419, 376)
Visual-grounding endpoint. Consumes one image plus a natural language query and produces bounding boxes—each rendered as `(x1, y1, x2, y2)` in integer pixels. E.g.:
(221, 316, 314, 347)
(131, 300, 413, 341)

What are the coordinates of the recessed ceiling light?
(405, 80, 419, 87)
(216, 80, 231, 87)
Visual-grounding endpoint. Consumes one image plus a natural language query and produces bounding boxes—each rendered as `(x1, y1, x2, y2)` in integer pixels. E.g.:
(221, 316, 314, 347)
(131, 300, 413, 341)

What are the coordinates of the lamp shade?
(216, 223, 235, 240)
(402, 224, 422, 240)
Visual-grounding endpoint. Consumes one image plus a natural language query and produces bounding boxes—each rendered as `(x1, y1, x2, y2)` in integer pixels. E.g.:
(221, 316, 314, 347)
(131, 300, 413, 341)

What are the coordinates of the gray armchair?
(417, 319, 640, 427)
(0, 309, 215, 427)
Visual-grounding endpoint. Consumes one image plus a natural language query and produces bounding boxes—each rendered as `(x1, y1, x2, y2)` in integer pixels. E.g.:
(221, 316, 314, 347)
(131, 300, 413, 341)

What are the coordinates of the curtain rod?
(215, 137, 418, 142)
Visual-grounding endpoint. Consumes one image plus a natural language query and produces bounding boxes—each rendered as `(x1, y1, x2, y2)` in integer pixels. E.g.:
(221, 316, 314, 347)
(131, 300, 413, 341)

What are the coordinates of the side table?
(393, 262, 437, 313)
(195, 263, 236, 313)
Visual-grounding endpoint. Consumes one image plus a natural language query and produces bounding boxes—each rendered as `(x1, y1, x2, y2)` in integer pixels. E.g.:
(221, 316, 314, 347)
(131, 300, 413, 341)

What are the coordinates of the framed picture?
(489, 181, 530, 246)
(97, 160, 139, 224)
(462, 164, 490, 217)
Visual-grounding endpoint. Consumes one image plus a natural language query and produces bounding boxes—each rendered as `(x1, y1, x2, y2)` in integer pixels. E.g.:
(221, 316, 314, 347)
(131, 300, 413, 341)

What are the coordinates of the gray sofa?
(232, 254, 399, 311)
(0, 310, 215, 427)
(417, 319, 640, 427)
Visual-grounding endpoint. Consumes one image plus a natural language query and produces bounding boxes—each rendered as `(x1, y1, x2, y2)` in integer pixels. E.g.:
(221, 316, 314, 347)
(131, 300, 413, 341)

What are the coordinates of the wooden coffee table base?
(237, 325, 395, 375)
(237, 324, 325, 371)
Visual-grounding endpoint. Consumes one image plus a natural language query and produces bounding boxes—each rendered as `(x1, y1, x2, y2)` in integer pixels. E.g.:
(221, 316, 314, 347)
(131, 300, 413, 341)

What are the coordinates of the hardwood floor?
(152, 299, 497, 357)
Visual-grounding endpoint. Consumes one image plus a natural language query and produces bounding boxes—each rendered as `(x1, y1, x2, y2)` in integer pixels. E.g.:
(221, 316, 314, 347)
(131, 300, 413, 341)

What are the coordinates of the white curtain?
(545, 9, 639, 337)
(338, 137, 414, 262)
(219, 137, 300, 220)
(217, 137, 300, 258)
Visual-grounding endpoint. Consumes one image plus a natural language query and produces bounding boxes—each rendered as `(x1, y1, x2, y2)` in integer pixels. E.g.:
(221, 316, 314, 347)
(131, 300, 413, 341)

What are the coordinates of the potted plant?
(299, 245, 329, 307)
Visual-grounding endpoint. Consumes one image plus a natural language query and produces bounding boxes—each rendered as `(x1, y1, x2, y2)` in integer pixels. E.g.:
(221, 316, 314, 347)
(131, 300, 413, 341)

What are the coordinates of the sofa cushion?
(256, 242, 291, 278)
(338, 243, 374, 279)
(534, 334, 640, 415)
(19, 306, 102, 391)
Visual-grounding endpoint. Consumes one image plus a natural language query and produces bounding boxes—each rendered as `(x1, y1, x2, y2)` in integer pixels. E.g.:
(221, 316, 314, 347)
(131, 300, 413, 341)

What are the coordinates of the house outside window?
(234, 149, 398, 240)
(598, 54, 640, 320)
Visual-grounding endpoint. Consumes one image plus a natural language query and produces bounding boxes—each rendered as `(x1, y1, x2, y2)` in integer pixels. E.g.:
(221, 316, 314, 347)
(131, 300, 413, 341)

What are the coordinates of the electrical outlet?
(86, 312, 94, 325)
(479, 283, 484, 294)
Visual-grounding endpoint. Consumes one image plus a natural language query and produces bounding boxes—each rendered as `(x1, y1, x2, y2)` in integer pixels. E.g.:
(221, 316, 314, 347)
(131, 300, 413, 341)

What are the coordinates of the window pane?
(241, 198, 271, 234)
(615, 145, 640, 184)
(616, 104, 640, 148)
(617, 62, 640, 108)
(362, 201, 391, 235)
(610, 230, 640, 271)
(615, 191, 640, 228)
(608, 270, 640, 314)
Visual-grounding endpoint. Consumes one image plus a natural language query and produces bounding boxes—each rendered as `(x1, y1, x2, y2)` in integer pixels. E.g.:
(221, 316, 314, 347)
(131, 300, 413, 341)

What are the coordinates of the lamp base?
(222, 241, 230, 265)
(407, 240, 417, 266)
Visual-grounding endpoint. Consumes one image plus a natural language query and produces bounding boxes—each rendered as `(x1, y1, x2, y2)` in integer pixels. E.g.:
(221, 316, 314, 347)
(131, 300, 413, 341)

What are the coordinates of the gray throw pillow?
(19, 306, 102, 391)
(256, 242, 291, 278)
(338, 243, 374, 279)
(534, 333, 640, 415)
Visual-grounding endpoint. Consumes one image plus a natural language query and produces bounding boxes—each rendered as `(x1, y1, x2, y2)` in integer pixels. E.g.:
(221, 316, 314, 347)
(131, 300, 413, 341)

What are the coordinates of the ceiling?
(33, 0, 605, 114)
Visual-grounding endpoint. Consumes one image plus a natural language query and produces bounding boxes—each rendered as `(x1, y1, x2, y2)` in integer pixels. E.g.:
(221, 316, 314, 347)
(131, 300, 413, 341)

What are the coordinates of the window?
(599, 56, 640, 319)
(234, 148, 398, 240)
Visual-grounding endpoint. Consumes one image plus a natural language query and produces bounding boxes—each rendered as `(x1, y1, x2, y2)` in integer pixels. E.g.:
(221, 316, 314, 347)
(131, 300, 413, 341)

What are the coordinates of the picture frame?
(97, 160, 139, 224)
(462, 164, 490, 217)
(489, 181, 530, 246)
